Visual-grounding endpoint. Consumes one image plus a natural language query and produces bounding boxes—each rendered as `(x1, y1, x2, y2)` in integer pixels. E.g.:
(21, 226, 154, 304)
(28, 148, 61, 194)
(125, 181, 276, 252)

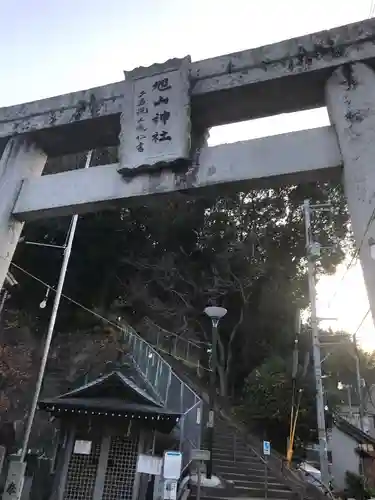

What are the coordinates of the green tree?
(3, 148, 351, 449)
(238, 354, 318, 456)
(10, 176, 349, 396)
(320, 330, 375, 407)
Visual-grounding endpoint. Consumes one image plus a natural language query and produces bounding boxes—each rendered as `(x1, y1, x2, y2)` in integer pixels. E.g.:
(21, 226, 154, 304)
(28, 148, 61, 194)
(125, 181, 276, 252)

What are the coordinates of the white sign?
(163, 451, 182, 480)
(119, 57, 191, 174)
(191, 449, 210, 461)
(163, 480, 178, 500)
(137, 454, 163, 475)
(73, 440, 92, 455)
(263, 440, 271, 456)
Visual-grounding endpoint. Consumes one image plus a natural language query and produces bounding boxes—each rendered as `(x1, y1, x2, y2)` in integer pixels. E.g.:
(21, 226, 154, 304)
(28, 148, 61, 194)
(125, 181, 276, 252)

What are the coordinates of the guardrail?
(122, 323, 203, 467)
(141, 317, 209, 374)
(296, 465, 335, 500)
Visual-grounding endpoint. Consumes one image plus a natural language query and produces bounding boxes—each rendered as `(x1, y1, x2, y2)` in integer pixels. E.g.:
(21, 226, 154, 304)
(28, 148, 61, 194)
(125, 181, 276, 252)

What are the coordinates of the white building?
(330, 414, 375, 491)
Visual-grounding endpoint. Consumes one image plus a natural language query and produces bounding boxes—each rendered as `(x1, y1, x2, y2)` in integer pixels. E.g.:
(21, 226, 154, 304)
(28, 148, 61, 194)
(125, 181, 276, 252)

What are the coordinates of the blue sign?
(263, 440, 271, 456)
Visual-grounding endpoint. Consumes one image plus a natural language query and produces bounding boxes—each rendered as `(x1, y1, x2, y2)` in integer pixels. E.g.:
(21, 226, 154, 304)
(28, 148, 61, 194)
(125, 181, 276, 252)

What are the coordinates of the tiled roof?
(334, 413, 375, 446)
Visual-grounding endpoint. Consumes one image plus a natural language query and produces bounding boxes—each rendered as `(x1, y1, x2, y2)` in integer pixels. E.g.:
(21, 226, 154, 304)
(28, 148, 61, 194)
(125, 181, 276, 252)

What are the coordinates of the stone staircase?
(209, 419, 292, 498)
(159, 352, 327, 500)
(117, 328, 328, 500)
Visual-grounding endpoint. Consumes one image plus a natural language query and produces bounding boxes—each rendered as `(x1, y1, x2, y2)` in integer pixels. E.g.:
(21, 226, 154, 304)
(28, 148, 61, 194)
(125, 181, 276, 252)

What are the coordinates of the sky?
(1, 0, 375, 349)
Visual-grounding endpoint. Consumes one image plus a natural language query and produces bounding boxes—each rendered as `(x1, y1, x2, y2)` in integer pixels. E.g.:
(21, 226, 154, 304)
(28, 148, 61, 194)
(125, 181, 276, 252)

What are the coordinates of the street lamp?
(204, 306, 227, 479)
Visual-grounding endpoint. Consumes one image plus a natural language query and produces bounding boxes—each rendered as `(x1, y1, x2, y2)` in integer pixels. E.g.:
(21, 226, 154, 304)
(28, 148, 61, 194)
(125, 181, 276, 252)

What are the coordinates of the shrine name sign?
(119, 57, 191, 176)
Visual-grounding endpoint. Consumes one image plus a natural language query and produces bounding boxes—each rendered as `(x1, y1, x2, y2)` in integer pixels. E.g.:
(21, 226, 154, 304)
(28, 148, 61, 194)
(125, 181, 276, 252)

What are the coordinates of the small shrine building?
(38, 370, 181, 500)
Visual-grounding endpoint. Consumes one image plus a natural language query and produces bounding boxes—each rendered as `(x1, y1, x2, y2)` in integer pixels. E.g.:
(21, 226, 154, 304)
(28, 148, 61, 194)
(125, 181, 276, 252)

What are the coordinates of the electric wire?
(325, 204, 375, 311)
(4, 260, 210, 372)
(353, 307, 371, 337)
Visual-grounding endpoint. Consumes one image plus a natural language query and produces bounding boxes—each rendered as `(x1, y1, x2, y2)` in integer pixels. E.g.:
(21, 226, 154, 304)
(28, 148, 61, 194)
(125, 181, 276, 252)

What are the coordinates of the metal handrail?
(215, 409, 329, 500)
(121, 323, 203, 464)
(141, 318, 210, 373)
(182, 401, 201, 416)
(144, 316, 204, 348)
(296, 466, 335, 500)
(121, 323, 201, 400)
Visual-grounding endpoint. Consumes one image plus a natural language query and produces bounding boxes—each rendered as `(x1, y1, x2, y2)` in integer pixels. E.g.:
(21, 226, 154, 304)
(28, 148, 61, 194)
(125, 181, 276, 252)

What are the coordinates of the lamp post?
(204, 306, 227, 479)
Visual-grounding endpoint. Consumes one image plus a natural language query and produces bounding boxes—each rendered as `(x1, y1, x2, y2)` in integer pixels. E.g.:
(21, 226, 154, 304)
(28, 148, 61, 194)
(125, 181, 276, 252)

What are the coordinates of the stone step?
(213, 450, 258, 460)
(214, 458, 266, 468)
(190, 486, 292, 500)
(234, 486, 292, 499)
(212, 447, 256, 456)
(212, 444, 252, 454)
(215, 463, 267, 473)
(230, 479, 286, 490)
(214, 455, 264, 465)
(218, 474, 282, 486)
(215, 465, 270, 476)
(212, 441, 251, 451)
(217, 470, 281, 481)
(214, 454, 264, 463)
(214, 432, 243, 439)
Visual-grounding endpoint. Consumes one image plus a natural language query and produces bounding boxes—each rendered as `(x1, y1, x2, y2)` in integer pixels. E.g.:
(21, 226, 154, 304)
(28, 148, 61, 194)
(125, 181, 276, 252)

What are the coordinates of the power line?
(5, 260, 209, 371)
(353, 308, 370, 337)
(326, 204, 375, 310)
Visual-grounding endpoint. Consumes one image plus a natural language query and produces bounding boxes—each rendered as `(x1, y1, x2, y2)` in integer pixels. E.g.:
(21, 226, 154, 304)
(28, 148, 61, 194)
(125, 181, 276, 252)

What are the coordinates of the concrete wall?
(330, 427, 360, 490)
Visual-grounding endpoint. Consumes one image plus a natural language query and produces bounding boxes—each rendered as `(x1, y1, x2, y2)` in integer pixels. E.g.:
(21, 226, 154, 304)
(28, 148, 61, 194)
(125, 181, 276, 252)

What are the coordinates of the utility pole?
(1, 151, 93, 500)
(303, 199, 330, 487)
(353, 333, 366, 432)
(346, 385, 353, 420)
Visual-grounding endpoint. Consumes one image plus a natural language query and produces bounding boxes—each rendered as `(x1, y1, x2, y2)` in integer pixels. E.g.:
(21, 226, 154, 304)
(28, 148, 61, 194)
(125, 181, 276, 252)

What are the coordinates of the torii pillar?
(326, 63, 375, 326)
(0, 138, 47, 290)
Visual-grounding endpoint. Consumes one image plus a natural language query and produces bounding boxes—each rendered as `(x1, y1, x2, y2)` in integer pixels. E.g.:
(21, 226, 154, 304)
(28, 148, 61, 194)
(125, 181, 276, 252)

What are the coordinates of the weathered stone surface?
(12, 126, 341, 222)
(119, 57, 191, 174)
(326, 62, 375, 324)
(1, 19, 375, 155)
(2, 461, 26, 500)
(0, 138, 47, 291)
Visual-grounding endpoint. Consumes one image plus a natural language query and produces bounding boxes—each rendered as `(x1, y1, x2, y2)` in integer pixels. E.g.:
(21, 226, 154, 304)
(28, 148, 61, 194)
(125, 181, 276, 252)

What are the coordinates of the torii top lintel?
(1, 18, 375, 156)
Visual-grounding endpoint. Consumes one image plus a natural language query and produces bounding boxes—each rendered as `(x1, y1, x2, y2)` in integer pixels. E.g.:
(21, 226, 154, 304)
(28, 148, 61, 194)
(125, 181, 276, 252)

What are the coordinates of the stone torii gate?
(1, 16, 375, 498)
(1, 18, 375, 323)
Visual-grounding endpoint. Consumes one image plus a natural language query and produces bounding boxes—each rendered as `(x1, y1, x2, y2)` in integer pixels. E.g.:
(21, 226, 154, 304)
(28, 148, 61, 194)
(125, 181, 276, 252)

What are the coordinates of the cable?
(5, 260, 211, 372)
(325, 256, 357, 310)
(353, 308, 370, 337)
(326, 204, 375, 310)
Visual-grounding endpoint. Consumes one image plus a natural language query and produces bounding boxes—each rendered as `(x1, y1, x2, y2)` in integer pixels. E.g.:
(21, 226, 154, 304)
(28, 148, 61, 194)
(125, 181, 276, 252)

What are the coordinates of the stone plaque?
(119, 57, 191, 175)
(2, 460, 26, 500)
